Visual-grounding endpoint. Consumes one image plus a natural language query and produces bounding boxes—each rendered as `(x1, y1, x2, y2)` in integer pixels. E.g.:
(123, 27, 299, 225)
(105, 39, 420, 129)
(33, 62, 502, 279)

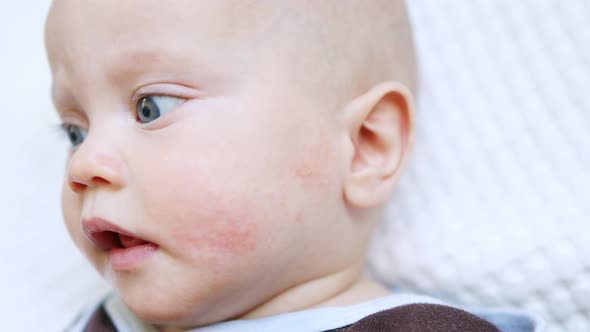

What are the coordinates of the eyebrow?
(107, 44, 243, 96)
(105, 46, 195, 83)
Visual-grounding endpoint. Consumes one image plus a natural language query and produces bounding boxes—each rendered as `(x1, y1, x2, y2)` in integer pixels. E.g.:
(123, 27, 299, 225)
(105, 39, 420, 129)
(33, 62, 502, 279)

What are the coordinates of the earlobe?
(343, 82, 415, 209)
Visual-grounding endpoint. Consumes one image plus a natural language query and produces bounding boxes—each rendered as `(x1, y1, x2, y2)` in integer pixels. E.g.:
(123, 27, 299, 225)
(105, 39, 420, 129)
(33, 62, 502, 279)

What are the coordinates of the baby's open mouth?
(90, 231, 150, 250)
(82, 217, 158, 271)
(118, 233, 149, 248)
(82, 217, 154, 251)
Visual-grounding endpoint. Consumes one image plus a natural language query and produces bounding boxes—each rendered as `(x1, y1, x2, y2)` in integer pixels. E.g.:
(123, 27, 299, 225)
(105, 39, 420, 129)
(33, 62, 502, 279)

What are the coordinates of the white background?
(0, 1, 109, 330)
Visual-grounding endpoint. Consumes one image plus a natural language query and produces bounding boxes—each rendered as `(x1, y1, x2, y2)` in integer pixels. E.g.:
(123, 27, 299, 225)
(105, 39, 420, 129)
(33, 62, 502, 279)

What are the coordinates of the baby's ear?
(342, 82, 415, 209)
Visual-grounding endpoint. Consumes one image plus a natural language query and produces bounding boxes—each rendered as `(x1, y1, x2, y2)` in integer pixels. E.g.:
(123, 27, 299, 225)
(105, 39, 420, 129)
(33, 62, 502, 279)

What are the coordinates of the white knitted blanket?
(368, 1, 589, 332)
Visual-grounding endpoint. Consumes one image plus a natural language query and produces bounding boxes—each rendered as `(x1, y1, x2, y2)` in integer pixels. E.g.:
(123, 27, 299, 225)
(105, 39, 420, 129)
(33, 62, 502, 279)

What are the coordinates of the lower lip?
(108, 243, 158, 271)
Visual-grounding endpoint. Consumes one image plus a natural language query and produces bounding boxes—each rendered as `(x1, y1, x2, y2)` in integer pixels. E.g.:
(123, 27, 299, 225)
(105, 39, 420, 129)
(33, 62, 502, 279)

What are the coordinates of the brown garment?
(84, 305, 116, 332)
(326, 303, 500, 332)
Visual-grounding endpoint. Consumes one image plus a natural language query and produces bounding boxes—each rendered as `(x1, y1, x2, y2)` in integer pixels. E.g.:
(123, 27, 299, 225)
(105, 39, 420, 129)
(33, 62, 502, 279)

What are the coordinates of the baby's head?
(45, 0, 415, 329)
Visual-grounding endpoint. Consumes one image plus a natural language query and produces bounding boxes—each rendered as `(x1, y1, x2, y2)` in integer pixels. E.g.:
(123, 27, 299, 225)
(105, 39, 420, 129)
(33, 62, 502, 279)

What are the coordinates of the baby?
(44, 1, 543, 331)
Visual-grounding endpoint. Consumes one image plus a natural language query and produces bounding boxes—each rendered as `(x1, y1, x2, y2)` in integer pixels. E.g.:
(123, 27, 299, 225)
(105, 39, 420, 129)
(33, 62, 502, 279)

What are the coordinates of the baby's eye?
(136, 95, 184, 124)
(61, 124, 87, 147)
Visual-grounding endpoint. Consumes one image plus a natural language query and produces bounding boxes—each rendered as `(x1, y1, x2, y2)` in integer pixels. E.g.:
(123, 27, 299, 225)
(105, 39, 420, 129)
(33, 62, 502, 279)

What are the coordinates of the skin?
(45, 0, 415, 330)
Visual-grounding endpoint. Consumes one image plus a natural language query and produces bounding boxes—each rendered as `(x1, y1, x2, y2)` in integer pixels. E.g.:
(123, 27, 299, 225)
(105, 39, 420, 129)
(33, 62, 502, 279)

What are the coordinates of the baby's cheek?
(145, 176, 263, 263)
(138, 127, 288, 268)
(170, 208, 259, 257)
(166, 202, 263, 277)
(290, 127, 339, 192)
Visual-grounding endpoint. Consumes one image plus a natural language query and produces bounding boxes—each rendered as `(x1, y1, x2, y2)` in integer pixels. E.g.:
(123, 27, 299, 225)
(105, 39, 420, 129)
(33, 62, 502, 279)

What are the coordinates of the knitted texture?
(368, 1, 590, 332)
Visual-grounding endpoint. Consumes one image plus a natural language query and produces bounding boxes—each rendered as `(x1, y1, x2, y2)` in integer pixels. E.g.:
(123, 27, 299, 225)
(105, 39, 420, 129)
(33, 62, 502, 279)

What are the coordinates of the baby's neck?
(157, 264, 390, 332)
(241, 267, 390, 320)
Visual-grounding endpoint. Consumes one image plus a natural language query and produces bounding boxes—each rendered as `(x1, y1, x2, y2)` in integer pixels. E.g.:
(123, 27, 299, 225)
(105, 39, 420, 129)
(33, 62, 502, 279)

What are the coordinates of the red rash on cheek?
(171, 215, 258, 257)
(294, 209, 304, 224)
(145, 162, 264, 263)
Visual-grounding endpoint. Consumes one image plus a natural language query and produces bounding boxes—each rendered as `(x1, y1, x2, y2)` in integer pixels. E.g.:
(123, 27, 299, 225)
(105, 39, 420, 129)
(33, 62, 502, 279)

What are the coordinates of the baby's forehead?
(46, 1, 322, 86)
(45, 1, 312, 77)
(46, 2, 258, 82)
(46, 0, 293, 45)
(46, 0, 414, 103)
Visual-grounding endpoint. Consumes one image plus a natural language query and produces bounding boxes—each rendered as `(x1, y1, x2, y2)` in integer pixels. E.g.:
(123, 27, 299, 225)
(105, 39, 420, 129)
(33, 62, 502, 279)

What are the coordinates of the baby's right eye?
(61, 124, 87, 147)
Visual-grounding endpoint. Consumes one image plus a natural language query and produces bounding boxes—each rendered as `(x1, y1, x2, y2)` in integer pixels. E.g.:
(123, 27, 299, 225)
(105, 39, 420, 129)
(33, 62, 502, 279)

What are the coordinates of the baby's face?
(46, 0, 351, 326)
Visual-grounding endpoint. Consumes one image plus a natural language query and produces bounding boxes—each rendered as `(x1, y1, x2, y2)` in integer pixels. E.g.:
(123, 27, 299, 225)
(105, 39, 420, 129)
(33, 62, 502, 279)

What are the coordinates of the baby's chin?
(116, 280, 225, 327)
(110, 263, 252, 328)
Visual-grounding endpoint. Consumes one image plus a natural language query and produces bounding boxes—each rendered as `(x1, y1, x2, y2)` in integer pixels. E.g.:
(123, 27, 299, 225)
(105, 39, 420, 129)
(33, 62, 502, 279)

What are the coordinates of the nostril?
(70, 182, 88, 193)
(69, 176, 111, 193)
(91, 177, 110, 185)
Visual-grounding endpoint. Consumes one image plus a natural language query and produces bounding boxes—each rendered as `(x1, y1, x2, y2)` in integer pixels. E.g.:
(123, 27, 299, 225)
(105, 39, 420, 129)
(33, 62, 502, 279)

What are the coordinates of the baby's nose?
(67, 144, 126, 194)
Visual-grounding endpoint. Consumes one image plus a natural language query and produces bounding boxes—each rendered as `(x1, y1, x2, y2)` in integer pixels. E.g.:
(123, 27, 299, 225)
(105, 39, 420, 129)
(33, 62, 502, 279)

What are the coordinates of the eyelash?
(52, 123, 79, 151)
(52, 123, 69, 140)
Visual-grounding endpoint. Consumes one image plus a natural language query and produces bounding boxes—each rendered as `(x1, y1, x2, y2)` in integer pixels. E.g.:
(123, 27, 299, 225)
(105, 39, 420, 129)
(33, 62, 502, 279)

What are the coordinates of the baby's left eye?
(136, 95, 184, 124)
(61, 124, 87, 147)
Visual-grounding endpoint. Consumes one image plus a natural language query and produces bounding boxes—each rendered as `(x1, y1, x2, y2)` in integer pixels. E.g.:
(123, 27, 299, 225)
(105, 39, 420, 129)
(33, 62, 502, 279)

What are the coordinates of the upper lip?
(82, 217, 148, 251)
